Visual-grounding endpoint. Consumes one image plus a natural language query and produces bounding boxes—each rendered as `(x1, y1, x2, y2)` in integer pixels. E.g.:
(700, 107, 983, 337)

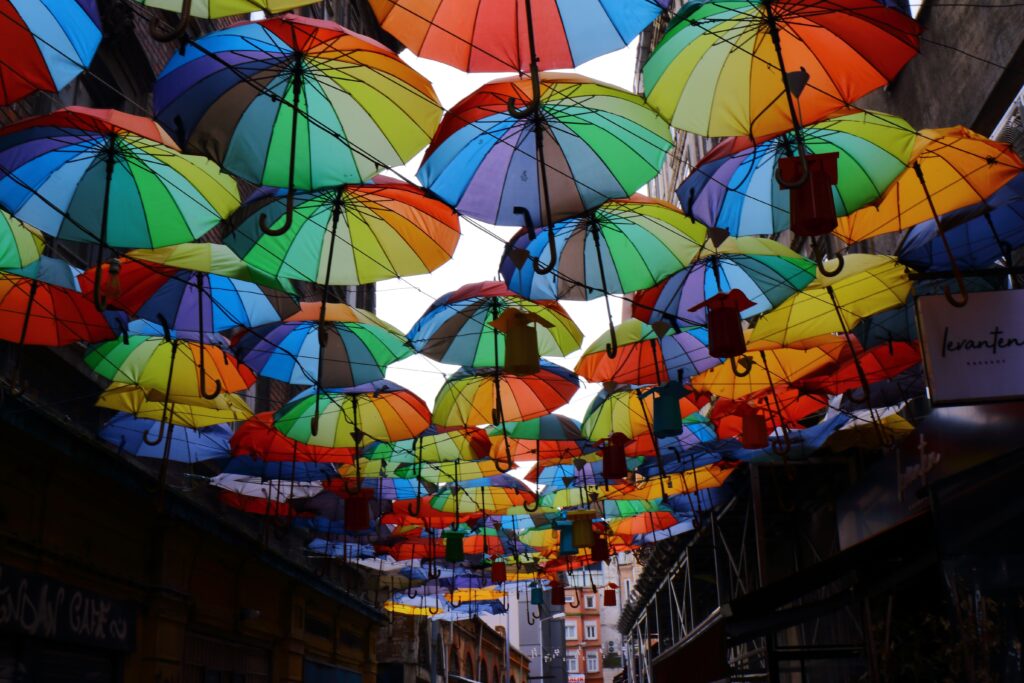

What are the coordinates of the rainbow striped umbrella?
(154, 14, 441, 190)
(419, 74, 672, 228)
(0, 0, 101, 105)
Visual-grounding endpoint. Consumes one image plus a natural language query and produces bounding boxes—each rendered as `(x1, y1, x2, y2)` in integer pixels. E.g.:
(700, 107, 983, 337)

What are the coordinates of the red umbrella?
(794, 342, 920, 395)
(711, 386, 828, 440)
(231, 412, 356, 463)
(0, 273, 115, 346)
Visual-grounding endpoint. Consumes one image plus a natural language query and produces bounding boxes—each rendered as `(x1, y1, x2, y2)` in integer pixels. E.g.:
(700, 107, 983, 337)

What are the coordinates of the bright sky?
(379, 41, 642, 423)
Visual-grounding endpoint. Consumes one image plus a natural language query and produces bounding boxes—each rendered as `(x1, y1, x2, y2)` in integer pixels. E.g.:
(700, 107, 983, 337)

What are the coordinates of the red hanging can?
(778, 152, 840, 237)
(690, 289, 756, 359)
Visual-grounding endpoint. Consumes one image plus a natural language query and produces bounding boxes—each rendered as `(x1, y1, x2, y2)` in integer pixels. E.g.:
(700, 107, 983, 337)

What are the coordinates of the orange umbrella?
(836, 127, 1023, 244)
(711, 386, 829, 439)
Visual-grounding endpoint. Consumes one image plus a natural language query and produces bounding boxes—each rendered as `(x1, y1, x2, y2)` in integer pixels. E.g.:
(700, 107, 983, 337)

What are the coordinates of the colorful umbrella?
(408, 281, 582, 367)
(432, 361, 579, 428)
(274, 380, 431, 449)
(0, 272, 114, 346)
(231, 412, 355, 463)
(418, 74, 673, 228)
(0, 0, 101, 105)
(0, 107, 239, 254)
(575, 320, 718, 385)
(366, 427, 491, 464)
(488, 415, 590, 464)
(581, 384, 707, 441)
(678, 110, 916, 236)
(836, 127, 1024, 244)
(154, 15, 441, 192)
(123, 243, 297, 293)
(630, 236, 815, 327)
(429, 476, 536, 515)
(86, 333, 255, 401)
(794, 342, 920, 396)
(234, 302, 411, 387)
(0, 211, 43, 271)
(368, 0, 667, 73)
(98, 414, 231, 463)
(97, 382, 253, 427)
(225, 179, 459, 286)
(897, 174, 1024, 271)
(749, 255, 912, 345)
(615, 462, 739, 499)
(500, 195, 706, 303)
(137, 0, 321, 39)
(643, 0, 920, 138)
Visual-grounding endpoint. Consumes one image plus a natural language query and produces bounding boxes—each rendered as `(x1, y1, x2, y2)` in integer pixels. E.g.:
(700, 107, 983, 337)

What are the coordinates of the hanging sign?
(916, 289, 1024, 405)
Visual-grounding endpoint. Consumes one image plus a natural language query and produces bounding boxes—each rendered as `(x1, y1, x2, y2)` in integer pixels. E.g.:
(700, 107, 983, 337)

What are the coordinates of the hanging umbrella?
(581, 384, 707, 441)
(625, 416, 719, 459)
(897, 174, 1024, 271)
(408, 281, 581, 367)
(225, 179, 459, 285)
(418, 74, 673, 228)
(368, 0, 667, 73)
(631, 236, 815, 327)
(123, 243, 297, 293)
(137, 0, 322, 40)
(836, 127, 1024, 244)
(327, 475, 430, 502)
(615, 462, 739, 500)
(85, 333, 255, 402)
(749, 255, 912, 346)
(710, 386, 829, 439)
(487, 415, 590, 464)
(0, 272, 115, 346)
(80, 259, 298, 335)
(500, 196, 706, 301)
(678, 110, 916, 236)
(0, 0, 102, 105)
(274, 380, 431, 449)
(97, 383, 253, 427)
(429, 476, 536, 515)
(643, 0, 920, 138)
(0, 211, 43, 272)
(365, 427, 492, 464)
(231, 412, 355, 463)
(98, 414, 231, 463)
(235, 302, 411, 387)
(154, 15, 441, 202)
(794, 342, 920, 396)
(575, 319, 718, 385)
(0, 107, 240, 306)
(397, 458, 509, 485)
(608, 512, 683, 539)
(691, 337, 846, 400)
(432, 361, 579, 428)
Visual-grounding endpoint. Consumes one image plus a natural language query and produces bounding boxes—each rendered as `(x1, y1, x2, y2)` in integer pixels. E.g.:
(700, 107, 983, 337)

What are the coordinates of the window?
(567, 655, 579, 673)
(586, 651, 600, 673)
(564, 621, 578, 641)
(584, 622, 598, 640)
(584, 594, 596, 609)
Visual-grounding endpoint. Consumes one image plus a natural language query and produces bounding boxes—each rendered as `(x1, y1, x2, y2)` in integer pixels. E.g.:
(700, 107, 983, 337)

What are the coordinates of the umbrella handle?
(141, 418, 167, 446)
(912, 161, 969, 307)
(770, 426, 792, 457)
(567, 588, 581, 609)
(729, 355, 753, 377)
(815, 236, 845, 277)
(198, 346, 222, 400)
(513, 207, 556, 274)
(507, 97, 540, 120)
(605, 320, 619, 360)
(149, 0, 191, 42)
(522, 493, 539, 513)
(259, 192, 295, 236)
(113, 316, 129, 345)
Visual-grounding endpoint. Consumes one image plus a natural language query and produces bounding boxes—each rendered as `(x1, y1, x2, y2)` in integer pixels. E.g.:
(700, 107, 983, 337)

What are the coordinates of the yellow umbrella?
(384, 601, 441, 617)
(748, 255, 911, 347)
(446, 588, 506, 604)
(611, 463, 738, 501)
(97, 382, 252, 427)
(692, 336, 847, 400)
(836, 127, 1023, 244)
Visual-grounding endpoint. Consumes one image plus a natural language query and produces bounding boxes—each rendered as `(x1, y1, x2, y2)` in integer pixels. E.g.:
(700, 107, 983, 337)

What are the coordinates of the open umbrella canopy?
(97, 383, 253, 427)
(0, 272, 115, 346)
(500, 196, 706, 301)
(123, 243, 297, 293)
(98, 414, 231, 463)
(408, 281, 582, 367)
(0, 211, 44, 271)
(86, 333, 255, 401)
(897, 174, 1024, 271)
(0, 107, 239, 247)
(418, 74, 673, 227)
(226, 179, 460, 286)
(368, 0, 667, 73)
(836, 127, 1024, 244)
(575, 319, 718, 385)
(0, 0, 101, 105)
(488, 415, 590, 464)
(643, 0, 920, 138)
(235, 302, 412, 387)
(231, 412, 355, 463)
(154, 14, 441, 188)
(581, 383, 707, 440)
(678, 110, 917, 236)
(631, 236, 815, 327)
(429, 476, 535, 515)
(794, 342, 920, 396)
(749, 255, 912, 345)
(133, 0, 321, 19)
(274, 380, 431, 448)
(432, 361, 579, 427)
(616, 461, 739, 500)
(365, 427, 491, 464)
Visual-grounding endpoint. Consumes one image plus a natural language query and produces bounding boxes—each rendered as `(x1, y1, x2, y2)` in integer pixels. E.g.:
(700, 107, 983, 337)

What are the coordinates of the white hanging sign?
(916, 289, 1024, 404)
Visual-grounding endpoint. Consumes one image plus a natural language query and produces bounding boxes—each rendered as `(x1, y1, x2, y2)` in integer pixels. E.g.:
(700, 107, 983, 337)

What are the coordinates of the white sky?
(379, 41, 642, 422)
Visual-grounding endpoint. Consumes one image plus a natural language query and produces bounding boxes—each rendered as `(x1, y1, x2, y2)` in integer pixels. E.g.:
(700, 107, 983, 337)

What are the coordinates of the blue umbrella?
(98, 414, 230, 463)
(898, 175, 1024, 271)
